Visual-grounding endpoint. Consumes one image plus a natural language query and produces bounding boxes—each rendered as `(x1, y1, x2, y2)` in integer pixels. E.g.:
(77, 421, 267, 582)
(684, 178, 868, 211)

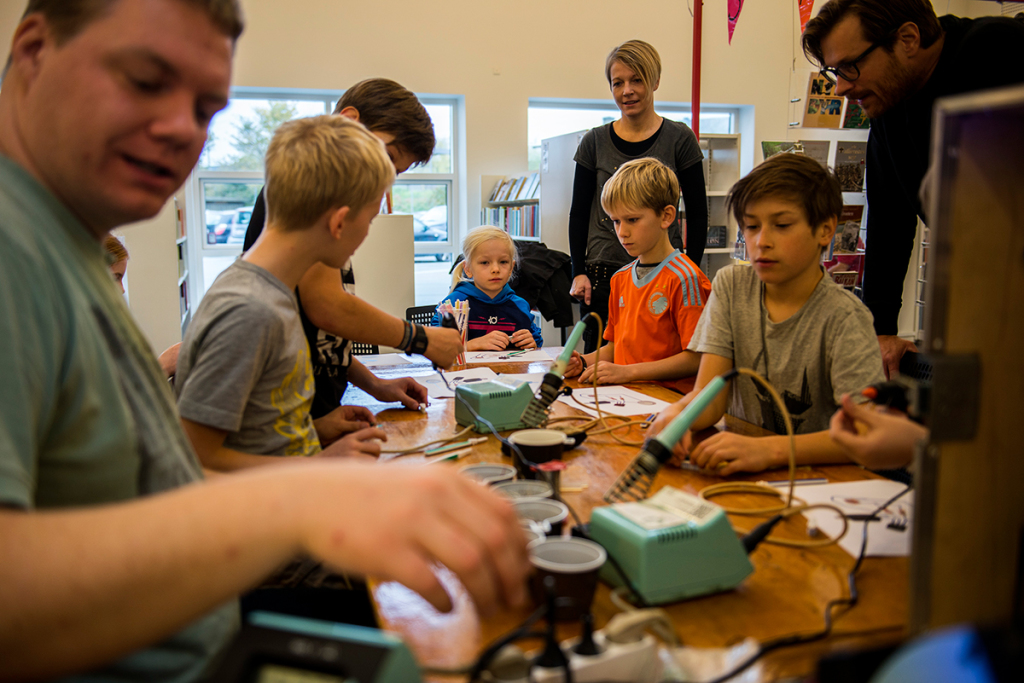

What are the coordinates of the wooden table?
(349, 355, 908, 681)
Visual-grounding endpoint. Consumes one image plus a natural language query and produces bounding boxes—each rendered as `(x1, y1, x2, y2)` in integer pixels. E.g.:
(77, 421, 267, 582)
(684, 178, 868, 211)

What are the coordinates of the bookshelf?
(481, 173, 540, 241)
(697, 133, 741, 281)
(174, 196, 191, 336)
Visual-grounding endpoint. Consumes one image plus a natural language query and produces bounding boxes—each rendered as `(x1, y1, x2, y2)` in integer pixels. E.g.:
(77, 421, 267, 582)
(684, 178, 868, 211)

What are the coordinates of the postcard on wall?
(802, 74, 844, 128)
(835, 141, 867, 192)
(843, 100, 871, 129)
(834, 205, 864, 254)
(761, 140, 797, 160)
(797, 140, 831, 168)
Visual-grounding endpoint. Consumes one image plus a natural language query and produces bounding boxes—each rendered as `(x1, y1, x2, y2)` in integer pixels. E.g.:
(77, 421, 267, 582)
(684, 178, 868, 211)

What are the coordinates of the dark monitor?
(910, 84, 1024, 632)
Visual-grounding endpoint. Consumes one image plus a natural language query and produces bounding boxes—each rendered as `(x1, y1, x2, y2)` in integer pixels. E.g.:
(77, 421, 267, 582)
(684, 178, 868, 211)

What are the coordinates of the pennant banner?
(799, 0, 815, 33)
(728, 0, 745, 44)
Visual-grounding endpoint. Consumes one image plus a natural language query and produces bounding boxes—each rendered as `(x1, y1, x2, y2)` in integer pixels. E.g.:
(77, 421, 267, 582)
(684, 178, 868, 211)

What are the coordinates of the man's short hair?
(605, 39, 662, 89)
(18, 0, 244, 43)
(264, 116, 395, 231)
(4, 0, 243, 78)
(802, 0, 942, 67)
(601, 157, 680, 215)
(727, 153, 842, 229)
(335, 78, 435, 167)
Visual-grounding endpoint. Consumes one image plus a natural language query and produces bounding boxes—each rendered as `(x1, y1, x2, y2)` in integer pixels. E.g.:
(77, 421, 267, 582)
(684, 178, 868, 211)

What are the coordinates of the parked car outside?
(207, 207, 254, 246)
(413, 205, 449, 262)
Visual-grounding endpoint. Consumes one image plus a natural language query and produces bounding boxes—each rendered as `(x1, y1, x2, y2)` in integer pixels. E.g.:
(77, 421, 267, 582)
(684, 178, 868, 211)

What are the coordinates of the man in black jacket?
(803, 0, 1024, 377)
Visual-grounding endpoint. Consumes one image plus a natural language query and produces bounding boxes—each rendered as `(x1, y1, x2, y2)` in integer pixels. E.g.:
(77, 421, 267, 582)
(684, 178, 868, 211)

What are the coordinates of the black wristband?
(399, 320, 413, 351)
(579, 355, 588, 371)
(407, 324, 429, 356)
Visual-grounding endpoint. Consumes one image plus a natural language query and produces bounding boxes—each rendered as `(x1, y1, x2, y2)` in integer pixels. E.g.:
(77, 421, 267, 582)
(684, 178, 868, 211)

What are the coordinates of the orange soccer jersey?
(604, 250, 712, 392)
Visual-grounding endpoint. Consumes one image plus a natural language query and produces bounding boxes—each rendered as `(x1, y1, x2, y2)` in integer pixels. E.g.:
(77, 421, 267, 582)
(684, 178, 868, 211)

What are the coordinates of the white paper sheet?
(796, 479, 914, 558)
(463, 350, 553, 363)
(558, 385, 670, 418)
(357, 353, 412, 367)
(420, 367, 499, 399)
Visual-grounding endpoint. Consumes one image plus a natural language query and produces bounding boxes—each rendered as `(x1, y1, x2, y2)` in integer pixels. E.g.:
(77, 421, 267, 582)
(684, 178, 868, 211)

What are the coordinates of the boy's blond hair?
(451, 226, 517, 291)
(601, 157, 680, 215)
(263, 116, 395, 230)
(605, 39, 661, 89)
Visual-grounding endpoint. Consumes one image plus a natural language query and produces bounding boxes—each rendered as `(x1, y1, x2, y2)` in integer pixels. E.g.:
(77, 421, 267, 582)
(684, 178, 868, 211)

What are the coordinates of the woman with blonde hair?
(568, 39, 708, 352)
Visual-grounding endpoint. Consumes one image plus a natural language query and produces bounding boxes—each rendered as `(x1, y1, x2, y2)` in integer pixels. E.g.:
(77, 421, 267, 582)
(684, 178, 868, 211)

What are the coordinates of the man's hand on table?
(367, 376, 428, 410)
(878, 335, 918, 379)
(293, 462, 531, 616)
(424, 326, 464, 369)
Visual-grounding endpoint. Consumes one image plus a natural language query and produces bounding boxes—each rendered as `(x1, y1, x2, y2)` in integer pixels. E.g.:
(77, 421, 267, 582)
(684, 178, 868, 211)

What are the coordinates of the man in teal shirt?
(0, 1, 529, 680)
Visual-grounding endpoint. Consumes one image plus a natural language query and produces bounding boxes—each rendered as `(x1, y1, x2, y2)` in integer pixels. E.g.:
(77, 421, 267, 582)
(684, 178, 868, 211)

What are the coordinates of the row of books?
(481, 204, 538, 239)
(489, 173, 540, 204)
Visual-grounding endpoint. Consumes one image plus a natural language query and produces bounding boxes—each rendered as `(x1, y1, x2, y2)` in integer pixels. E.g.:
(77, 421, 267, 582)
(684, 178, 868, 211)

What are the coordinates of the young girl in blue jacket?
(435, 226, 543, 351)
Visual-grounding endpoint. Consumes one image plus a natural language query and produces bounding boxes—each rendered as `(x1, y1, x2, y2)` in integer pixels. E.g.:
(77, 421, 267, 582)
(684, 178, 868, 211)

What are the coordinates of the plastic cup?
(513, 499, 568, 536)
(506, 429, 572, 480)
(529, 538, 607, 622)
(460, 463, 516, 485)
(493, 480, 553, 501)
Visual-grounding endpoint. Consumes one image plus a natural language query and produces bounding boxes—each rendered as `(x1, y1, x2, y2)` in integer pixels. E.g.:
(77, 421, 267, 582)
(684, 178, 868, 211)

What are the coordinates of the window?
(390, 99, 459, 306)
(528, 100, 736, 170)
(184, 91, 459, 312)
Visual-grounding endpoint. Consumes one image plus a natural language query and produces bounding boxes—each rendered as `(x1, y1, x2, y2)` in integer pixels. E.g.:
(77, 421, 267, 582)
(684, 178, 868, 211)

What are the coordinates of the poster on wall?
(798, 140, 831, 167)
(761, 140, 797, 159)
(843, 100, 871, 129)
(835, 141, 868, 192)
(803, 73, 844, 128)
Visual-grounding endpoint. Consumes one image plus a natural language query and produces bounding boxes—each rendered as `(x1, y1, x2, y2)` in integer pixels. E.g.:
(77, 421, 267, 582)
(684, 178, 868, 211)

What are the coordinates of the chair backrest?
(406, 305, 436, 326)
(350, 342, 379, 356)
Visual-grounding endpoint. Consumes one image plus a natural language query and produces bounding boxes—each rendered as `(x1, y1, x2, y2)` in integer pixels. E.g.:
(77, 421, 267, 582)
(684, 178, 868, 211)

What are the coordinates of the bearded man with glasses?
(802, 0, 1024, 378)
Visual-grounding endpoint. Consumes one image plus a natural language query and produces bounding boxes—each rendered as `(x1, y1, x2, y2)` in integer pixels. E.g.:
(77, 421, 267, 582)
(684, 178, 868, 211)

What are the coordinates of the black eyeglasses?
(819, 40, 883, 86)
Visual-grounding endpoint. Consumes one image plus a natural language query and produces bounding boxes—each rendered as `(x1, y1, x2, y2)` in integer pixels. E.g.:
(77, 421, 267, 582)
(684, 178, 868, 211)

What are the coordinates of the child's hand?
(509, 329, 536, 350)
(578, 360, 633, 385)
(563, 351, 583, 378)
(314, 406, 378, 445)
(318, 426, 387, 459)
(650, 397, 691, 463)
(467, 331, 510, 351)
(689, 432, 776, 475)
(829, 393, 926, 469)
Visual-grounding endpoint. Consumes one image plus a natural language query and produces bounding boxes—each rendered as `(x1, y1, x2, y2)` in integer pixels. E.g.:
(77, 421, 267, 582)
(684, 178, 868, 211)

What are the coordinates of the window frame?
(527, 97, 739, 166)
(183, 88, 461, 304)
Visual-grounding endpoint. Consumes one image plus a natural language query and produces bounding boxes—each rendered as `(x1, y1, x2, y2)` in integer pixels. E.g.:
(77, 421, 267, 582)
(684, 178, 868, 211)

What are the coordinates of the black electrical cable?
(690, 485, 913, 683)
(439, 368, 541, 476)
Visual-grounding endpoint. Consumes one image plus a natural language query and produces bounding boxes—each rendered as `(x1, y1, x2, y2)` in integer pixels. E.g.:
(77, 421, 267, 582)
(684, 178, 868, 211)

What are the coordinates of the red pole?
(692, 0, 703, 140)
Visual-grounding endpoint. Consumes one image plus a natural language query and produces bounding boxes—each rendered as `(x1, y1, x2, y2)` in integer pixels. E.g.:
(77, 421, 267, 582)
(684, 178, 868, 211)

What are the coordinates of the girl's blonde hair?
(104, 234, 129, 263)
(450, 226, 517, 291)
(605, 39, 662, 90)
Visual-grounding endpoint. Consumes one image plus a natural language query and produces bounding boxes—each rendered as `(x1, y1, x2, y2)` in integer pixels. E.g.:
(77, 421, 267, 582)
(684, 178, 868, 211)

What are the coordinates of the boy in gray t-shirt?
(175, 116, 396, 470)
(651, 154, 884, 475)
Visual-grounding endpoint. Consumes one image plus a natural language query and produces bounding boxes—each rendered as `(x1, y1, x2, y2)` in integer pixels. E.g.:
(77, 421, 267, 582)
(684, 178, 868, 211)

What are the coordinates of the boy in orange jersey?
(566, 157, 709, 392)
